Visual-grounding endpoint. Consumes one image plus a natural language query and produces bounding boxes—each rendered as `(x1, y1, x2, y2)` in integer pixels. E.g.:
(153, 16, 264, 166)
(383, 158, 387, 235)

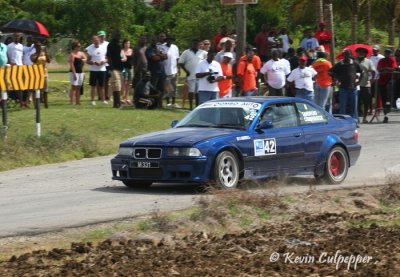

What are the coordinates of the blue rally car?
(111, 97, 361, 189)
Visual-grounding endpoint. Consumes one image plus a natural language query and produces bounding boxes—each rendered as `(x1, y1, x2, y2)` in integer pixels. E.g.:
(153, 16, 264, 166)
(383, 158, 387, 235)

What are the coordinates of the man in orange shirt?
(312, 51, 332, 109)
(218, 52, 234, 98)
(237, 47, 259, 96)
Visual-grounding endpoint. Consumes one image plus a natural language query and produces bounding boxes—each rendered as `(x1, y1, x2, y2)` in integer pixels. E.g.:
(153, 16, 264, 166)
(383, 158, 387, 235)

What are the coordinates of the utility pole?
(236, 4, 247, 58)
(324, 2, 335, 63)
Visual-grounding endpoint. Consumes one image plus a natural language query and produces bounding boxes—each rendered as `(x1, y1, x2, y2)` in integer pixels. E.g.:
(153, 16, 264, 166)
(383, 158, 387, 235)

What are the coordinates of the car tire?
(122, 180, 153, 188)
(213, 151, 239, 189)
(317, 146, 349, 184)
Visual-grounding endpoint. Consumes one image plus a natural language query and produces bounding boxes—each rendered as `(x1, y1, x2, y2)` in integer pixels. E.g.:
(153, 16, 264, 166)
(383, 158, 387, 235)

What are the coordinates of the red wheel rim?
(330, 153, 340, 176)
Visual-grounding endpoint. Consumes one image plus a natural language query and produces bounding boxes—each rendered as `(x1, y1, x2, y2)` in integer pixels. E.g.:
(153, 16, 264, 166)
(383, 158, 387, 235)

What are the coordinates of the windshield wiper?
(214, 124, 245, 130)
(177, 124, 212, 128)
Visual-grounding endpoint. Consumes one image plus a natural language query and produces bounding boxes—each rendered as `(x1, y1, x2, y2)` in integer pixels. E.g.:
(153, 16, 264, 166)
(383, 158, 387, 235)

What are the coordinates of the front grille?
(129, 168, 163, 178)
(134, 149, 146, 159)
(148, 149, 162, 159)
(134, 148, 162, 159)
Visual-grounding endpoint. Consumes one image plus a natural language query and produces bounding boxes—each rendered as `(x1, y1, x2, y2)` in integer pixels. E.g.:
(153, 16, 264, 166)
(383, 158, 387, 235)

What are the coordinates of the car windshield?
(176, 101, 262, 130)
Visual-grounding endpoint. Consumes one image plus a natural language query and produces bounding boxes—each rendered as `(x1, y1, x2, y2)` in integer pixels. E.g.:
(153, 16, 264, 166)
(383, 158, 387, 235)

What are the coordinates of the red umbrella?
(1, 19, 49, 37)
(336, 43, 373, 60)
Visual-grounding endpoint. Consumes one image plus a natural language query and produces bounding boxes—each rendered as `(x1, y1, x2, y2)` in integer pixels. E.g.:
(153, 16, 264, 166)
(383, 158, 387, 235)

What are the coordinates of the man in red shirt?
(213, 25, 228, 52)
(254, 24, 269, 62)
(377, 48, 398, 123)
(315, 22, 332, 54)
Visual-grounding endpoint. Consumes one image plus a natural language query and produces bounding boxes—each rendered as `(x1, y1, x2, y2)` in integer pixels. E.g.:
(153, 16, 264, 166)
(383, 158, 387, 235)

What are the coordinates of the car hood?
(120, 127, 240, 147)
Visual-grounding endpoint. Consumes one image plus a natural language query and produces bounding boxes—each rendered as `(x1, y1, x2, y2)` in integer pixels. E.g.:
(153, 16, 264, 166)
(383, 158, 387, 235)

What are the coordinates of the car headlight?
(118, 147, 133, 156)
(167, 147, 202, 157)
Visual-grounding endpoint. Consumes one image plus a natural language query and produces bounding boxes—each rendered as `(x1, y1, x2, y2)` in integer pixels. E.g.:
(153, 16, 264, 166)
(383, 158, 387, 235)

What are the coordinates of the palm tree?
(381, 0, 399, 47)
(335, 0, 366, 44)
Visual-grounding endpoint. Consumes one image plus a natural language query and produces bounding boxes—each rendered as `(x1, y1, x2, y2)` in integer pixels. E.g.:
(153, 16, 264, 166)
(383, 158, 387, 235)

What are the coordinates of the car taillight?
(354, 130, 359, 142)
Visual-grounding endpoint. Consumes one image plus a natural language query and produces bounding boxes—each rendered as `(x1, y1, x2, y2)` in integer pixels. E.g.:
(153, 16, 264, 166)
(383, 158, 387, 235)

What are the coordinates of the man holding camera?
(195, 51, 223, 105)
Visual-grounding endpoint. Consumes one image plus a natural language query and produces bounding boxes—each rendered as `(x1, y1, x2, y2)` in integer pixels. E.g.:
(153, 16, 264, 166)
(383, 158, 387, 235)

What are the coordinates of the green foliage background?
(0, 0, 399, 52)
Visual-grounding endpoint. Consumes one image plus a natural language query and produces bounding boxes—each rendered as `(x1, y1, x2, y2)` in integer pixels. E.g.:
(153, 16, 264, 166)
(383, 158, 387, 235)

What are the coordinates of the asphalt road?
(0, 117, 399, 238)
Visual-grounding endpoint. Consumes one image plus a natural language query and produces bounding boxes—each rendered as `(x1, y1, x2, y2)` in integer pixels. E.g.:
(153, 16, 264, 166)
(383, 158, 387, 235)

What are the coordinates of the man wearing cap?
(218, 52, 234, 98)
(287, 56, 317, 101)
(329, 49, 363, 120)
(355, 47, 375, 123)
(370, 45, 384, 110)
(215, 39, 236, 64)
(377, 48, 397, 123)
(315, 22, 332, 54)
(97, 30, 110, 100)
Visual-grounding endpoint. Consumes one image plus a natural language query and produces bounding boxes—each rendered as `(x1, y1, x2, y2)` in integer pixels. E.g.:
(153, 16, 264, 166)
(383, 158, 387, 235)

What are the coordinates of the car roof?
(207, 96, 302, 105)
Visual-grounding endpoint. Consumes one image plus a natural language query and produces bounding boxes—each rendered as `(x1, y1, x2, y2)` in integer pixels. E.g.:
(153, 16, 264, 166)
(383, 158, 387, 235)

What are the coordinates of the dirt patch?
(1, 184, 400, 276)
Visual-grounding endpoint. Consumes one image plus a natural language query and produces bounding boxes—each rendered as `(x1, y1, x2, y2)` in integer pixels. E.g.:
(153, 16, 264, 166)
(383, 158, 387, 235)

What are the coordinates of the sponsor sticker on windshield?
(199, 101, 262, 110)
(254, 138, 276, 156)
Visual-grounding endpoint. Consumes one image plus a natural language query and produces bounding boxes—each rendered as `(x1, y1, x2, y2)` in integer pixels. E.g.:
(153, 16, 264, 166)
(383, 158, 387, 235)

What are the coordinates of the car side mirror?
(256, 120, 273, 130)
(171, 120, 179, 128)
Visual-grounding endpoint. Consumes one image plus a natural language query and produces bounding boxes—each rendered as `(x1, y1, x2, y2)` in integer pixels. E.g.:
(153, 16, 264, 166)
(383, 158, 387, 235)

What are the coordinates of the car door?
(295, 101, 330, 171)
(248, 102, 305, 178)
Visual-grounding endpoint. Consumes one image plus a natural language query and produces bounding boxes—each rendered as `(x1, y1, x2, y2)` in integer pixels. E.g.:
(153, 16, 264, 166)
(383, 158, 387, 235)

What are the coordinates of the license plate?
(130, 161, 159, 168)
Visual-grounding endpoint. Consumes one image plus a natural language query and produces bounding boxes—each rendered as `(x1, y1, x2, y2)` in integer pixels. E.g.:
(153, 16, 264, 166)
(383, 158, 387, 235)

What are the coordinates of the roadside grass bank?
(0, 70, 186, 171)
(0, 181, 399, 276)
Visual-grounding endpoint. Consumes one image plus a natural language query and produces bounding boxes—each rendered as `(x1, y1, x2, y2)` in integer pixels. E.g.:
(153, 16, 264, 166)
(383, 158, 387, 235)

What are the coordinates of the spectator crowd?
(2, 22, 400, 123)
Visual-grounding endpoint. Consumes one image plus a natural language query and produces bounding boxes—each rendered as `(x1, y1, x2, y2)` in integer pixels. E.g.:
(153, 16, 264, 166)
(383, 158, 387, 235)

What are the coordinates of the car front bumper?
(111, 157, 210, 183)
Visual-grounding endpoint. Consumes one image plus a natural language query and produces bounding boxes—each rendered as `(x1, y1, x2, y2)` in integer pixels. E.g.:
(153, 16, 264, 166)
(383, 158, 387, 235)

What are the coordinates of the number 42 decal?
(254, 138, 277, 156)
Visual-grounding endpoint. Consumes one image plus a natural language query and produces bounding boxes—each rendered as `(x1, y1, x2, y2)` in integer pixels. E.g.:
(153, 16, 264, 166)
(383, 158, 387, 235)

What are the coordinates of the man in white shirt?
(370, 45, 384, 101)
(278, 28, 292, 57)
(195, 51, 223, 105)
(7, 33, 25, 107)
(97, 30, 110, 100)
(287, 56, 317, 101)
(7, 33, 23, 65)
(23, 36, 35, 65)
(160, 36, 180, 107)
(178, 39, 207, 109)
(86, 35, 108, 105)
(260, 49, 291, 96)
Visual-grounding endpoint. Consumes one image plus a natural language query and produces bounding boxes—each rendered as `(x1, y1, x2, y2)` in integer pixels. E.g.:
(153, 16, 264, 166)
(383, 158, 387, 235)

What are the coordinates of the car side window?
(295, 102, 328, 125)
(260, 103, 298, 128)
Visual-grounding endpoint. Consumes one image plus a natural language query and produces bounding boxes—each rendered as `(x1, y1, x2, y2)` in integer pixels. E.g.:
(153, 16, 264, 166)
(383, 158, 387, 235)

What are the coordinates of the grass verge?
(0, 70, 187, 171)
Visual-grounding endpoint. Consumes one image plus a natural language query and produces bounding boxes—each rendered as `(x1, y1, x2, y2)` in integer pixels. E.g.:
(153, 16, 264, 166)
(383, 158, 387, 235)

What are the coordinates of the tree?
(0, 0, 24, 24)
(63, 0, 135, 43)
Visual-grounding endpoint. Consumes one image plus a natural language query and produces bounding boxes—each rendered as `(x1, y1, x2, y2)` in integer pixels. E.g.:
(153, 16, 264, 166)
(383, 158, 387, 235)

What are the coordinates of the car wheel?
(213, 151, 239, 189)
(122, 180, 153, 188)
(318, 146, 349, 184)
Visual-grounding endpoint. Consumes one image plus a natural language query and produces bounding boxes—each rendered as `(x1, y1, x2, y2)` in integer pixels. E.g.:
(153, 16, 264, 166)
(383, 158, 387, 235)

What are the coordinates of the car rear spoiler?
(333, 114, 357, 124)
